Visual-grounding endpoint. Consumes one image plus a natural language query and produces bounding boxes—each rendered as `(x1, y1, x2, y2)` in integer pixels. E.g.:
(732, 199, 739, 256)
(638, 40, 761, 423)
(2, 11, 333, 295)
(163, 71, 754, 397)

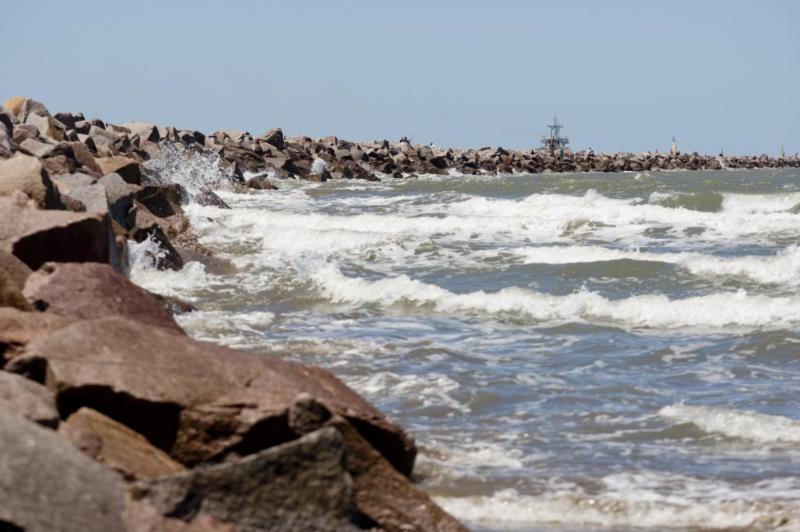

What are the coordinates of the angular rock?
(0, 371, 58, 427)
(130, 224, 185, 271)
(20, 137, 57, 157)
(245, 174, 277, 190)
(54, 112, 85, 130)
(61, 407, 185, 480)
(135, 184, 185, 218)
(51, 171, 96, 193)
(3, 96, 49, 121)
(22, 262, 183, 333)
(0, 153, 62, 208)
(0, 268, 32, 311)
(69, 140, 103, 175)
(259, 127, 284, 150)
(0, 250, 32, 290)
(123, 122, 161, 143)
(0, 307, 74, 365)
(129, 427, 360, 532)
(9, 317, 416, 472)
(95, 155, 143, 185)
(24, 112, 64, 141)
(63, 182, 108, 213)
(0, 199, 113, 270)
(0, 410, 125, 532)
(194, 188, 230, 209)
(98, 172, 139, 225)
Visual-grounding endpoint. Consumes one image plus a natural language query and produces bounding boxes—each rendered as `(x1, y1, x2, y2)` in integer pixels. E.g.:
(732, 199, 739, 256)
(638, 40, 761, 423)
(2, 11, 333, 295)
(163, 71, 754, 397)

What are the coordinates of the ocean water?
(132, 160, 800, 531)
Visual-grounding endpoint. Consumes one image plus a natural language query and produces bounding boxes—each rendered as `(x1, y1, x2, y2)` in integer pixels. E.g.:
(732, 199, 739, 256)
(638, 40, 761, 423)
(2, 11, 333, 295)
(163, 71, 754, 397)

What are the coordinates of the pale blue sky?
(2, 1, 798, 154)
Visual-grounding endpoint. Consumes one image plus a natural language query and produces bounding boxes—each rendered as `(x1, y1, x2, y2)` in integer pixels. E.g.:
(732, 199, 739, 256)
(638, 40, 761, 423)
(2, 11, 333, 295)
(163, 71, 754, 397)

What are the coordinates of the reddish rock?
(60, 407, 185, 480)
(95, 155, 143, 184)
(0, 371, 59, 427)
(0, 410, 126, 532)
(0, 198, 113, 270)
(0, 250, 33, 290)
(128, 427, 360, 532)
(8, 317, 416, 473)
(0, 153, 62, 208)
(22, 262, 184, 333)
(0, 307, 74, 364)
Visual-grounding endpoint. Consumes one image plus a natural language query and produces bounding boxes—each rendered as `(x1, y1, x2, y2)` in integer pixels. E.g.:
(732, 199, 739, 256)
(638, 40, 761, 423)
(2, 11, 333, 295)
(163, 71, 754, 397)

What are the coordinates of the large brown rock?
(22, 262, 184, 333)
(0, 250, 32, 290)
(0, 198, 113, 270)
(0, 371, 58, 427)
(8, 317, 416, 473)
(287, 397, 466, 532)
(95, 155, 143, 184)
(0, 410, 126, 532)
(0, 153, 62, 208)
(0, 307, 74, 365)
(61, 407, 185, 480)
(0, 268, 31, 311)
(128, 427, 361, 532)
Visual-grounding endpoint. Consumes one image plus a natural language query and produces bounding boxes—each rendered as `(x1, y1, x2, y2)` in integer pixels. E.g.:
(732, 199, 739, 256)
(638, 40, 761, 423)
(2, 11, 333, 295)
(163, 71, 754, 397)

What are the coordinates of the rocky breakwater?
(0, 96, 465, 531)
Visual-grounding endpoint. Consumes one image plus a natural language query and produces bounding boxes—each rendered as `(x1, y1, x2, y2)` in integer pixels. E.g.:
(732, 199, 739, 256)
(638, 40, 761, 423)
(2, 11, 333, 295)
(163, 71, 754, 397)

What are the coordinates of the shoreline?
(0, 97, 468, 530)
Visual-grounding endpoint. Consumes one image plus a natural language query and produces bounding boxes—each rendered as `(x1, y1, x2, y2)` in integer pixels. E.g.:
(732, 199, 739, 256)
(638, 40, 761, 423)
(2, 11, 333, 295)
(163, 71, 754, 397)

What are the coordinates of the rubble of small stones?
(0, 96, 466, 531)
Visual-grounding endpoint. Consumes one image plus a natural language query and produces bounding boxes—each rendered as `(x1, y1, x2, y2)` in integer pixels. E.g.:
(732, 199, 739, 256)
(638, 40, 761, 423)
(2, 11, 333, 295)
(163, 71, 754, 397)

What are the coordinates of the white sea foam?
(312, 265, 800, 330)
(513, 244, 800, 286)
(659, 404, 800, 444)
(346, 371, 468, 412)
(436, 473, 800, 530)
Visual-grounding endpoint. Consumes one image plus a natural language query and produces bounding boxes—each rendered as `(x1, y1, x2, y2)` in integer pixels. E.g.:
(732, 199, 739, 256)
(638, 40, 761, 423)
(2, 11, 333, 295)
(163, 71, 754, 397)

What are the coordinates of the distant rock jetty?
(0, 97, 469, 530)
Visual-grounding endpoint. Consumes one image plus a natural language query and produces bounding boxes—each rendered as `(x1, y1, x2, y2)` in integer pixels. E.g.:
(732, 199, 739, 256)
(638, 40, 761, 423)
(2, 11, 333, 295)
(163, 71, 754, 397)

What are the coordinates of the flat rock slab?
(0, 307, 74, 364)
(60, 407, 185, 480)
(129, 427, 360, 532)
(0, 411, 125, 532)
(0, 198, 112, 270)
(23, 262, 184, 333)
(0, 371, 58, 427)
(0, 153, 61, 208)
(8, 316, 416, 472)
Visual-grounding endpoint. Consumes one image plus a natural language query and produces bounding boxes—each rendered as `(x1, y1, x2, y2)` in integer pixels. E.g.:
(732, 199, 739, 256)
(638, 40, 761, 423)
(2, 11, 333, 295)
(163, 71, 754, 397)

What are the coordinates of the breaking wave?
(659, 404, 800, 444)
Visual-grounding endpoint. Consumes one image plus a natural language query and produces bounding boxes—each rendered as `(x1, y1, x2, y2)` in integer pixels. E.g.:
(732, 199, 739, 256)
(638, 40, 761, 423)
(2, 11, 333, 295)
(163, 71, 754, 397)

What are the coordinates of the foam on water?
(436, 473, 800, 530)
(312, 264, 800, 330)
(659, 404, 800, 444)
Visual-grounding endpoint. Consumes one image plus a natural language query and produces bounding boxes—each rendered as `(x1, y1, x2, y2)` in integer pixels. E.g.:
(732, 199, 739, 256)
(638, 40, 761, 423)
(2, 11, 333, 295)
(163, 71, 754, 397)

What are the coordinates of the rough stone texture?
(0, 198, 112, 270)
(99, 172, 140, 225)
(0, 371, 58, 427)
(63, 182, 108, 213)
(129, 427, 361, 532)
(60, 407, 185, 480)
(0, 153, 61, 208)
(0, 268, 32, 311)
(95, 155, 143, 184)
(8, 316, 416, 472)
(0, 307, 74, 365)
(194, 188, 230, 209)
(123, 121, 161, 143)
(245, 174, 278, 190)
(0, 410, 125, 532)
(0, 250, 32, 290)
(51, 171, 96, 193)
(259, 127, 284, 150)
(135, 184, 185, 218)
(22, 262, 183, 333)
(131, 223, 185, 271)
(332, 418, 467, 532)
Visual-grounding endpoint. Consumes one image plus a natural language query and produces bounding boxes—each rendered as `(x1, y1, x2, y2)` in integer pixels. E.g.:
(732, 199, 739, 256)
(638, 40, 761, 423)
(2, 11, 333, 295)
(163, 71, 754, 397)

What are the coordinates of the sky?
(2, 1, 798, 154)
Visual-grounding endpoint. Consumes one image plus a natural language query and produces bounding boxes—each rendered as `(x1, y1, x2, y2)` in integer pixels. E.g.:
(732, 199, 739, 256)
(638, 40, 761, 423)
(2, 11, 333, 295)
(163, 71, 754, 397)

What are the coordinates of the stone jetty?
(0, 96, 468, 531)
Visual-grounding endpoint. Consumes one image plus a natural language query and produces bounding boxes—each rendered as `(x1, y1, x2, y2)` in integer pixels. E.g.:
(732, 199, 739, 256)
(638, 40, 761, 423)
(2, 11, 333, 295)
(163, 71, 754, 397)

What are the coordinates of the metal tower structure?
(541, 113, 569, 154)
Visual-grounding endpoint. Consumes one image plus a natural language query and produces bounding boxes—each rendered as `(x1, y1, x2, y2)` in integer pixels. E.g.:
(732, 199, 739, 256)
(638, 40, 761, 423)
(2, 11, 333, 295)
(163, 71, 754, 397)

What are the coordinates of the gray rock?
(98, 172, 139, 225)
(0, 153, 62, 208)
(63, 183, 108, 214)
(0, 372, 58, 427)
(129, 427, 360, 532)
(52, 172, 97, 192)
(19, 138, 57, 158)
(0, 410, 125, 532)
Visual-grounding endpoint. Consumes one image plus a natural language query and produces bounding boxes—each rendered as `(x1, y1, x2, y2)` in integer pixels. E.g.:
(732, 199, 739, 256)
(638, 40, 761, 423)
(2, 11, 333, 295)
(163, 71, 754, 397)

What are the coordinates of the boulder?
(245, 174, 277, 190)
(135, 184, 185, 218)
(61, 407, 185, 481)
(51, 172, 96, 193)
(0, 268, 32, 311)
(2, 96, 49, 121)
(0, 371, 58, 427)
(8, 316, 416, 473)
(20, 137, 57, 157)
(0, 410, 126, 532)
(0, 250, 32, 290)
(259, 127, 284, 150)
(95, 155, 143, 185)
(0, 307, 74, 365)
(98, 172, 139, 225)
(123, 122, 161, 143)
(0, 153, 62, 208)
(0, 199, 113, 270)
(128, 427, 361, 532)
(69, 141, 103, 175)
(194, 188, 230, 209)
(62, 183, 108, 214)
(54, 112, 85, 130)
(130, 224, 185, 271)
(22, 262, 183, 333)
(24, 112, 64, 141)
